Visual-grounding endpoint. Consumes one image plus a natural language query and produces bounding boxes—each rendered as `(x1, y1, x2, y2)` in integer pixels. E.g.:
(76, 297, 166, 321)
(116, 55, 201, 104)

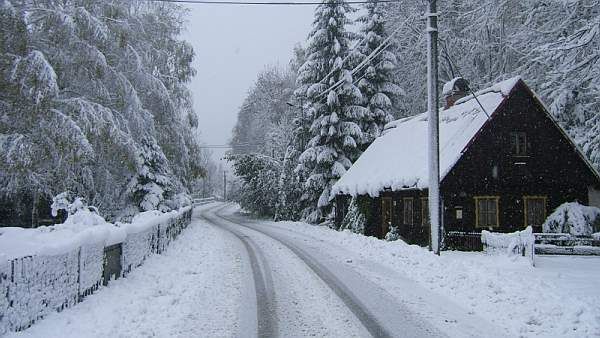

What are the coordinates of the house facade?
(332, 77, 600, 248)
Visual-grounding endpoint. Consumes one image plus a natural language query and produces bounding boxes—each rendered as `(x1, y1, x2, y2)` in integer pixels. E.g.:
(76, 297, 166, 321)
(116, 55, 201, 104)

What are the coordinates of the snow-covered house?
(331, 77, 600, 247)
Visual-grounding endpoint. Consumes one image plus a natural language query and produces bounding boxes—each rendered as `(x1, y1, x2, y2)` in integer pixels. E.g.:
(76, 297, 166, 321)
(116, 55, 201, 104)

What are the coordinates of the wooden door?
(381, 197, 393, 238)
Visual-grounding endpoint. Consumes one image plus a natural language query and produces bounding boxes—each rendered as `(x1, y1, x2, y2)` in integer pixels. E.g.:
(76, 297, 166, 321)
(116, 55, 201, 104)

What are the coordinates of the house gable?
(441, 80, 599, 231)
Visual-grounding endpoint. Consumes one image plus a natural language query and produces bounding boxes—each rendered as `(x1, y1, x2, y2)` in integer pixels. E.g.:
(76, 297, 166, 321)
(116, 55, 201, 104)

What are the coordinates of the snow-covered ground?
(8, 202, 600, 337)
(232, 205, 600, 338)
(6, 203, 245, 338)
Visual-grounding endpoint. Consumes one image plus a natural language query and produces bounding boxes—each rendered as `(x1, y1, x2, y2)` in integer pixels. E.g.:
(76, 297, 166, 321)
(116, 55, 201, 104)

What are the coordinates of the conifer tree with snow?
(132, 137, 173, 212)
(354, 0, 404, 146)
(296, 0, 367, 223)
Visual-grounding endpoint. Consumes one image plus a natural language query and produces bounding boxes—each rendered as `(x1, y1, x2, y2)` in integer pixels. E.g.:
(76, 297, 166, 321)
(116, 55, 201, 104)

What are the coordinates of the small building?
(331, 77, 600, 248)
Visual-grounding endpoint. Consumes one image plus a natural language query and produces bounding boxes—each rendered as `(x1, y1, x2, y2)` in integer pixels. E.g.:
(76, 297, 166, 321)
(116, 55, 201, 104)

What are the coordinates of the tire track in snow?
(199, 204, 278, 338)
(208, 204, 394, 338)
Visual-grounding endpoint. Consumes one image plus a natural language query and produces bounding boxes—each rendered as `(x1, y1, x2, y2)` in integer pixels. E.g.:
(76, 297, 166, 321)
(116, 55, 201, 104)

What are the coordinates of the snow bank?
(543, 202, 600, 236)
(332, 77, 522, 197)
(0, 207, 193, 335)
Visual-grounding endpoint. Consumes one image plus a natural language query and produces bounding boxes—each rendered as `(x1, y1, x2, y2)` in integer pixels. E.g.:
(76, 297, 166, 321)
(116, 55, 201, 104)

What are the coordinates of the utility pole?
(427, 0, 441, 255)
(223, 170, 227, 201)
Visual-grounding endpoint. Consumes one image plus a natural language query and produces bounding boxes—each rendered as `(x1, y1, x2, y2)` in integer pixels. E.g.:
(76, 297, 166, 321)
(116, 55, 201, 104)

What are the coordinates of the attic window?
(511, 132, 527, 156)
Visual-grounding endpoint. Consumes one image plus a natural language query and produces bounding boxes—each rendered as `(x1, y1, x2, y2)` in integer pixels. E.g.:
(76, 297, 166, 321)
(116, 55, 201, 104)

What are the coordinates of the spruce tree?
(296, 0, 366, 223)
(354, 0, 403, 147)
(132, 137, 173, 212)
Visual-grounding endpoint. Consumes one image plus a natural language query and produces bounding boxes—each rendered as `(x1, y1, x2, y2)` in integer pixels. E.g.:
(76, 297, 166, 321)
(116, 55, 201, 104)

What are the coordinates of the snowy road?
(202, 203, 505, 338)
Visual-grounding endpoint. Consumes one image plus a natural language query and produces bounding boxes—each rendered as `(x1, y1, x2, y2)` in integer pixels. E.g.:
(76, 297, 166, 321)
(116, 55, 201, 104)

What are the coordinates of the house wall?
(335, 82, 599, 246)
(441, 82, 597, 233)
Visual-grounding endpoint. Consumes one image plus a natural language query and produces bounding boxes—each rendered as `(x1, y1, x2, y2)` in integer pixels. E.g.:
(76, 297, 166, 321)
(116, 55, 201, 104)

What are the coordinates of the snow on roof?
(332, 76, 522, 198)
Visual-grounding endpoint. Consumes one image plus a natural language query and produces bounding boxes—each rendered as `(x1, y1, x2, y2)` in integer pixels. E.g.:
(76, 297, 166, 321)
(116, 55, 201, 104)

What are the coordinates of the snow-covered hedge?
(0, 206, 192, 335)
(542, 202, 600, 236)
(481, 227, 535, 264)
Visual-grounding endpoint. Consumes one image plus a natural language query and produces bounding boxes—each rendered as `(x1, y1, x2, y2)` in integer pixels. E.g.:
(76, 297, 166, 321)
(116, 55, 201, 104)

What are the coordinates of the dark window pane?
(477, 198, 498, 227)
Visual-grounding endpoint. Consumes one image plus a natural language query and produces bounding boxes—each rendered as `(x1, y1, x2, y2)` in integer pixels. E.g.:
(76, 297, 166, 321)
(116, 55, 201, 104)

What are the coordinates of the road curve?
(202, 203, 446, 338)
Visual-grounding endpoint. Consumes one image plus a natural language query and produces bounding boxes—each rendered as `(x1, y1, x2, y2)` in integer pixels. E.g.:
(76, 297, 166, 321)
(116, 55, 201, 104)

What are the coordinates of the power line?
(147, 0, 402, 5)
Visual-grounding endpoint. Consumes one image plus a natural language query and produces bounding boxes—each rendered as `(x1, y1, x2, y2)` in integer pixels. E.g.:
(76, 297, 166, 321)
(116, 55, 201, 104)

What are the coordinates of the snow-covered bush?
(543, 202, 600, 236)
(385, 225, 400, 242)
(51, 192, 95, 216)
(481, 227, 535, 261)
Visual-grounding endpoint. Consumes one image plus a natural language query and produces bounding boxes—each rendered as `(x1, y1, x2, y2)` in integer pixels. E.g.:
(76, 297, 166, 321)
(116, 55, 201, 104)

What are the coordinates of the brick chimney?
(442, 77, 470, 109)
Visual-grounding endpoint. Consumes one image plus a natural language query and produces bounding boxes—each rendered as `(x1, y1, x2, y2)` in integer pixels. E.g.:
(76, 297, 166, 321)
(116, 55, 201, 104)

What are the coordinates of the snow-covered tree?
(132, 137, 173, 212)
(354, 0, 404, 146)
(518, 1, 600, 170)
(0, 0, 203, 225)
(296, 0, 367, 223)
(227, 153, 281, 217)
(229, 62, 305, 219)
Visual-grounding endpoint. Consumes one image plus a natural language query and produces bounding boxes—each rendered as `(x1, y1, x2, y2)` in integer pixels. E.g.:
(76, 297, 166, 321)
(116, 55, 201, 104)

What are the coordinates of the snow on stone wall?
(0, 207, 192, 335)
(4, 251, 80, 332)
(121, 228, 156, 276)
(79, 243, 104, 295)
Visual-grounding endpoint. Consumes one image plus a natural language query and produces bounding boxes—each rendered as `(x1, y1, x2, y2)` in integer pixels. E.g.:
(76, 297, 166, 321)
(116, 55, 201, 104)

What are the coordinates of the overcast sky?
(182, 3, 316, 162)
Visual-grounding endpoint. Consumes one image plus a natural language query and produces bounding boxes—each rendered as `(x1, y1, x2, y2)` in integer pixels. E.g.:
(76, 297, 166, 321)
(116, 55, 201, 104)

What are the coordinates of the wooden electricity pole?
(427, 0, 441, 255)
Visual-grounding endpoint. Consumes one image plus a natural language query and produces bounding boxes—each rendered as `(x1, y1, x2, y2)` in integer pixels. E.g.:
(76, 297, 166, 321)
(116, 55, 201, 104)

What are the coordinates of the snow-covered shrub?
(385, 225, 400, 242)
(543, 202, 600, 236)
(481, 227, 535, 261)
(51, 191, 95, 216)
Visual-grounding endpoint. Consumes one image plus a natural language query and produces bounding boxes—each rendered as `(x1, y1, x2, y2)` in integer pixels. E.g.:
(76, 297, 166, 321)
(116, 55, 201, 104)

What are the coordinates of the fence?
(0, 207, 192, 335)
(444, 231, 483, 251)
(534, 233, 600, 255)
